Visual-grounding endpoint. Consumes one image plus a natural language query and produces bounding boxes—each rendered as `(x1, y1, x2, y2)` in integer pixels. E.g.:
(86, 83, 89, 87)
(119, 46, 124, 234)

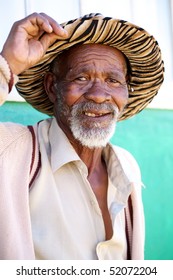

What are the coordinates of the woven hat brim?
(16, 13, 164, 120)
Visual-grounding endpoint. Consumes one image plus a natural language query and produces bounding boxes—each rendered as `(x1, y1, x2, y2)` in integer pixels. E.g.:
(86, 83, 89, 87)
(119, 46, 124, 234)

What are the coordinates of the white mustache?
(71, 102, 119, 117)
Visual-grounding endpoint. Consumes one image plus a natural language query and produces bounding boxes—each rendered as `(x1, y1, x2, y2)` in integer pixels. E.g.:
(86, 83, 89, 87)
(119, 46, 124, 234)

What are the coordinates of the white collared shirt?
(29, 118, 133, 260)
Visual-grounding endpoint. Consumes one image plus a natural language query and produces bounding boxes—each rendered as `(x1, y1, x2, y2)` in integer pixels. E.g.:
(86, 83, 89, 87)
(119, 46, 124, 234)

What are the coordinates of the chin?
(72, 125, 116, 149)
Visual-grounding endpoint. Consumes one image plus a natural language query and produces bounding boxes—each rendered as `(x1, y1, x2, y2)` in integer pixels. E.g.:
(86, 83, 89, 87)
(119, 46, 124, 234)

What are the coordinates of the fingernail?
(63, 29, 68, 36)
(60, 27, 68, 37)
(48, 24, 53, 32)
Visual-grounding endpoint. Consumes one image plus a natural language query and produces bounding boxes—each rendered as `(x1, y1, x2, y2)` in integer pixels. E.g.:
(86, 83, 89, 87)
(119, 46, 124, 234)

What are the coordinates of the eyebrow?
(66, 65, 126, 79)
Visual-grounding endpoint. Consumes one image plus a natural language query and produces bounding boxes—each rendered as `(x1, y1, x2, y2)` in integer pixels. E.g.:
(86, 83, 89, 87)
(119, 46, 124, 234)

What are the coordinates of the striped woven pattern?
(16, 13, 164, 120)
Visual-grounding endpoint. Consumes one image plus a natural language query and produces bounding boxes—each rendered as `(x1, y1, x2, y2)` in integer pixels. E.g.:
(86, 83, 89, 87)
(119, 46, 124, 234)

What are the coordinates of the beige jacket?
(0, 119, 145, 260)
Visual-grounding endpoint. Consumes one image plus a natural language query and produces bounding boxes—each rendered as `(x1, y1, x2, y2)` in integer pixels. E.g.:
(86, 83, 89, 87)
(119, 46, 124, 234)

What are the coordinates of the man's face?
(52, 44, 129, 148)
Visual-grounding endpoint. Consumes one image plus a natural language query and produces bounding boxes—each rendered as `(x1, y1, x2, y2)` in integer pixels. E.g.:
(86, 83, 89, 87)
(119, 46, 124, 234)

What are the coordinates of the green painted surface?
(0, 101, 173, 260)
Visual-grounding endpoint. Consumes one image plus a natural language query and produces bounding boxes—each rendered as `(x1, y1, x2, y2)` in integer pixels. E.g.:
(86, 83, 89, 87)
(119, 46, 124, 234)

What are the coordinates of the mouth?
(71, 102, 119, 126)
(83, 111, 113, 118)
(82, 111, 115, 128)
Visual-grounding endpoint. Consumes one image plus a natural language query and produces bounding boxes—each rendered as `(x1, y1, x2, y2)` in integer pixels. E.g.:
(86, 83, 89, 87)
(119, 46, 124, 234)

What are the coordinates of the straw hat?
(16, 13, 164, 120)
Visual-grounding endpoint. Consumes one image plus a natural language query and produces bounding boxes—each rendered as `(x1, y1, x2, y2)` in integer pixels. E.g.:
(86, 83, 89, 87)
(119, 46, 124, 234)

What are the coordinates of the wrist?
(0, 53, 18, 93)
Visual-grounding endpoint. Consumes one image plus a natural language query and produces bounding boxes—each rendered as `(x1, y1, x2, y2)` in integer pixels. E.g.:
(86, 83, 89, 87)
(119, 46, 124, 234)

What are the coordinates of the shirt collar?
(49, 118, 80, 172)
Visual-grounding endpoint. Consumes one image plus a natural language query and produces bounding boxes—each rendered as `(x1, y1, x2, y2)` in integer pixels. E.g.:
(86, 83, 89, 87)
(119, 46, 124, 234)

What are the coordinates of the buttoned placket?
(75, 161, 105, 237)
(75, 160, 127, 259)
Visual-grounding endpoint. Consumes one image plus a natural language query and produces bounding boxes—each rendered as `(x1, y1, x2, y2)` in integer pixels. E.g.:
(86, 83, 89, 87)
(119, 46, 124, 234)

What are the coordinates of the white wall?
(24, 0, 80, 23)
(0, 0, 25, 45)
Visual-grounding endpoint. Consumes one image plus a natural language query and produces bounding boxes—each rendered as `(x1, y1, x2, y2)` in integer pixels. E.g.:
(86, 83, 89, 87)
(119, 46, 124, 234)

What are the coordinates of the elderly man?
(0, 13, 164, 260)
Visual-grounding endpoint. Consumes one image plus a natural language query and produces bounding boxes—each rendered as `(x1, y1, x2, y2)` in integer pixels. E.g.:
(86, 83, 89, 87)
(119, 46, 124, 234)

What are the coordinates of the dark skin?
(45, 44, 129, 240)
(1, 13, 129, 241)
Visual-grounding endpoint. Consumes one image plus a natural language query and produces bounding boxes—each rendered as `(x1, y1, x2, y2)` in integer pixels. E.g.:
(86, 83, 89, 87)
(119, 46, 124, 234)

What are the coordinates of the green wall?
(0, 101, 173, 260)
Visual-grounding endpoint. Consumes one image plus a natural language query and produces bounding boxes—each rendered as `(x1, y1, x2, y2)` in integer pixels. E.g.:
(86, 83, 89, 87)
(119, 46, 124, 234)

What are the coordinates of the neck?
(71, 138, 104, 175)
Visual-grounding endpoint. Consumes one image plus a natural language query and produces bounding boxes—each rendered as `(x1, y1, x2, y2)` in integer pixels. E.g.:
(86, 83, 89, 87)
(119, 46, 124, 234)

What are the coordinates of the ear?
(44, 72, 57, 103)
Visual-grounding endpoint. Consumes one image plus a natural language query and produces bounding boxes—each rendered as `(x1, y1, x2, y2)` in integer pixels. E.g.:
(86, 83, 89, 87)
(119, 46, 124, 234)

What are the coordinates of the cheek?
(61, 84, 85, 107)
(112, 87, 129, 110)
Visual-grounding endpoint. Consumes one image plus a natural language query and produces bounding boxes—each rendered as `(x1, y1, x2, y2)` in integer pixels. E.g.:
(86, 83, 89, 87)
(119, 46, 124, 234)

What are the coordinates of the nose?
(84, 81, 111, 103)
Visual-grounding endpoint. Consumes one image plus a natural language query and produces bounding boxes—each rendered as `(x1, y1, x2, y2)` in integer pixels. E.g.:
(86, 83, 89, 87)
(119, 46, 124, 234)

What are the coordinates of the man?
(0, 13, 164, 260)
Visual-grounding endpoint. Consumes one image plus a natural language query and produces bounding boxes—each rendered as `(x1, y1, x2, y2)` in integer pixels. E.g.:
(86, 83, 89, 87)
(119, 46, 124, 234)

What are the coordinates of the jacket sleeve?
(0, 122, 35, 259)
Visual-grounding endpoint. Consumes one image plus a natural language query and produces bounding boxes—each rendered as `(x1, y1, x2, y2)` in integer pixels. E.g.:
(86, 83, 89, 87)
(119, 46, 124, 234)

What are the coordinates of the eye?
(75, 76, 88, 81)
(106, 77, 120, 85)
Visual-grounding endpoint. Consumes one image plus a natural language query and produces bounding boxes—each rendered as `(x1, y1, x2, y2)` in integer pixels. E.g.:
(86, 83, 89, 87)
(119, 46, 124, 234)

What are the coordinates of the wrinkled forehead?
(51, 43, 130, 75)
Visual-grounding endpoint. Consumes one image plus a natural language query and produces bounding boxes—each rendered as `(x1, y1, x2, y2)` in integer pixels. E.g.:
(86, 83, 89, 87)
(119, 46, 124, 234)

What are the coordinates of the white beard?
(69, 102, 119, 148)
(55, 83, 120, 149)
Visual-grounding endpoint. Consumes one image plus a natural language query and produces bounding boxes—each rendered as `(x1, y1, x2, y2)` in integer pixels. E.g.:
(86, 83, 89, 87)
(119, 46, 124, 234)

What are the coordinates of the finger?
(11, 13, 68, 41)
(39, 13, 68, 38)
(39, 32, 65, 53)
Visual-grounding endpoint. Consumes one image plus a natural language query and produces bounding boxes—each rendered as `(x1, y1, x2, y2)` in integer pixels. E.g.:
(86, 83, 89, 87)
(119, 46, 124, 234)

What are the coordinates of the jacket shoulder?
(0, 122, 31, 155)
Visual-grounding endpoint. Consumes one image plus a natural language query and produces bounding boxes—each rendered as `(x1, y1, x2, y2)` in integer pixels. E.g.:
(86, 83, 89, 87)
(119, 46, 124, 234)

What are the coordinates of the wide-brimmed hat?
(16, 13, 164, 121)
